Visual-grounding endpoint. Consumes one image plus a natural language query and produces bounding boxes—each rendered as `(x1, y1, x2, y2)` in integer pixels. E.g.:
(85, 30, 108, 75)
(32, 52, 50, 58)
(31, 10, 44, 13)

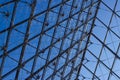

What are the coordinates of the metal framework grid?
(0, 0, 120, 80)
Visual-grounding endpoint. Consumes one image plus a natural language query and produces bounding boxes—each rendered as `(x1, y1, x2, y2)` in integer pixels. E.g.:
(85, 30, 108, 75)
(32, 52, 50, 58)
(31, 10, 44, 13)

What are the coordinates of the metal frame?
(1, 0, 120, 80)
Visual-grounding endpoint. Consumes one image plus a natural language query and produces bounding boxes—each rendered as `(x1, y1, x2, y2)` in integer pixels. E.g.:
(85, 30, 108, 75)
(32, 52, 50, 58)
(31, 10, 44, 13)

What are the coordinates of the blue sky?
(0, 0, 120, 80)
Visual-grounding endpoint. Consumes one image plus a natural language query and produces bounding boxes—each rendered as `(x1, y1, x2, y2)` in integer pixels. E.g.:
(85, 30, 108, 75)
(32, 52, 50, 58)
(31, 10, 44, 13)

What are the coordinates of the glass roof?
(0, 0, 120, 80)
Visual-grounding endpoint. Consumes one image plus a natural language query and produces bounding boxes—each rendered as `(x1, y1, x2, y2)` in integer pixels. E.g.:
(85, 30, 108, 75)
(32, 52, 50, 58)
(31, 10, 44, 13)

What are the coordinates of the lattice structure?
(0, 0, 120, 80)
(85, 0, 120, 80)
